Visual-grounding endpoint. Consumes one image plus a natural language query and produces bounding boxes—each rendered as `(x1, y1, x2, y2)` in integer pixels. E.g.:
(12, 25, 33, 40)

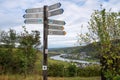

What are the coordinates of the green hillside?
(50, 39, 120, 62)
(49, 43, 100, 59)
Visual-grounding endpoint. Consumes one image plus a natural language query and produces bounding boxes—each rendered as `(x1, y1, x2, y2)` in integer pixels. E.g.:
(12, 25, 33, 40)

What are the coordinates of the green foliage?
(0, 48, 12, 73)
(19, 26, 40, 48)
(67, 64, 77, 77)
(113, 75, 120, 80)
(0, 26, 41, 75)
(0, 29, 17, 48)
(78, 8, 120, 79)
(77, 65, 100, 77)
(48, 63, 64, 77)
(48, 62, 100, 77)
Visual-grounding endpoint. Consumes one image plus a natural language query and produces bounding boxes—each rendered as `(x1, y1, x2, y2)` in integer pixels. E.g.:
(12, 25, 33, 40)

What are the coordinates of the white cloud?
(0, 0, 120, 48)
(101, 0, 120, 12)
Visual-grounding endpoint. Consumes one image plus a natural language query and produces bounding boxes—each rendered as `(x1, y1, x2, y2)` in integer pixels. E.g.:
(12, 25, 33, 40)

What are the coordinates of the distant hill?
(50, 39, 120, 59)
(49, 43, 100, 59)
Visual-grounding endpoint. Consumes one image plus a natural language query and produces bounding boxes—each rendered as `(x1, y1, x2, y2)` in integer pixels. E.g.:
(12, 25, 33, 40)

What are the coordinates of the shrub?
(77, 64, 101, 77)
(0, 48, 37, 74)
(67, 64, 77, 77)
(113, 75, 120, 80)
(48, 63, 64, 77)
(0, 48, 13, 74)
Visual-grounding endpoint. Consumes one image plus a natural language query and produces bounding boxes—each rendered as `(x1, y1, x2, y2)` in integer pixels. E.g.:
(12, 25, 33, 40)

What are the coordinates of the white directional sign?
(48, 9, 64, 17)
(25, 7, 43, 13)
(23, 13, 43, 18)
(48, 25, 64, 30)
(48, 2, 61, 11)
(25, 3, 61, 13)
(48, 19, 66, 25)
(48, 30, 66, 35)
(24, 19, 43, 24)
(23, 9, 63, 18)
(24, 19, 66, 25)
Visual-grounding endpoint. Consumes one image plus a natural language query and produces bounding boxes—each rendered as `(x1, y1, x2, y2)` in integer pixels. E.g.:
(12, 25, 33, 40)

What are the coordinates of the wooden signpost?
(23, 3, 66, 80)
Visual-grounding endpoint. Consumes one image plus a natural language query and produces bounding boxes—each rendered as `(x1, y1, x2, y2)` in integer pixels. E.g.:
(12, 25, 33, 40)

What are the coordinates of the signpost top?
(48, 9, 64, 17)
(25, 3, 61, 13)
(48, 2, 61, 11)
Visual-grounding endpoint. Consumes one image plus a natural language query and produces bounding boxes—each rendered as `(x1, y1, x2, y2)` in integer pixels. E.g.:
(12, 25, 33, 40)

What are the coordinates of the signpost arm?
(43, 5, 48, 80)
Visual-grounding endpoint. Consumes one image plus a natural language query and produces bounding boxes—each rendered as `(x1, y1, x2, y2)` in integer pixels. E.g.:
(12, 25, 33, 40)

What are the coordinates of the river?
(50, 54, 99, 64)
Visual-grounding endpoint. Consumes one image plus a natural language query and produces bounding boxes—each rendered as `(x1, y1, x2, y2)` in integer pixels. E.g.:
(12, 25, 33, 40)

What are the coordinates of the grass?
(0, 74, 100, 80)
(0, 50, 101, 80)
(34, 51, 70, 73)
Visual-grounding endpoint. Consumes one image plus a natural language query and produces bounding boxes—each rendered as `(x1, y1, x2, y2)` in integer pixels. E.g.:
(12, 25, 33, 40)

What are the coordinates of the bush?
(48, 63, 64, 77)
(67, 64, 77, 77)
(77, 64, 101, 77)
(113, 75, 120, 80)
(0, 48, 12, 73)
(10, 49, 27, 74)
(48, 63, 100, 77)
(0, 48, 37, 74)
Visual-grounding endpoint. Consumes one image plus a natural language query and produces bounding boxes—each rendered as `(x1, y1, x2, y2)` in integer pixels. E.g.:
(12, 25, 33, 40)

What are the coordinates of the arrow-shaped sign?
(48, 25, 64, 30)
(48, 9, 64, 17)
(25, 3, 61, 13)
(25, 8, 43, 13)
(48, 19, 66, 25)
(48, 2, 61, 11)
(23, 9, 64, 18)
(24, 19, 66, 25)
(48, 30, 66, 35)
(23, 13, 43, 18)
(24, 19, 43, 24)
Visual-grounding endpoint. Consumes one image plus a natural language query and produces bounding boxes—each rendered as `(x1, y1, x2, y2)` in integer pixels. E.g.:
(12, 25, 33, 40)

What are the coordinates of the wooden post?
(43, 5, 48, 80)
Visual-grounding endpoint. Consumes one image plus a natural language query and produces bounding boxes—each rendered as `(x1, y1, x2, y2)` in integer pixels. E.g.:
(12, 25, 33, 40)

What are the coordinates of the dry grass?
(0, 74, 100, 80)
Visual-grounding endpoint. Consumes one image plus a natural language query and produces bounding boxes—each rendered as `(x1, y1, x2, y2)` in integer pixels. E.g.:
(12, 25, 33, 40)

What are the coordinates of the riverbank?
(50, 54, 99, 64)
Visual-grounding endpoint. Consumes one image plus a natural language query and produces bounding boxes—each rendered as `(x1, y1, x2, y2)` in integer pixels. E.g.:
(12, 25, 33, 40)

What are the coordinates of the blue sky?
(0, 0, 120, 48)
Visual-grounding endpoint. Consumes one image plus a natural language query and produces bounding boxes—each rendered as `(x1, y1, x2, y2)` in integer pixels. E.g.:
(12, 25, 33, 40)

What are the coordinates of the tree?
(18, 26, 41, 74)
(78, 8, 120, 80)
(0, 26, 41, 75)
(0, 29, 17, 48)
